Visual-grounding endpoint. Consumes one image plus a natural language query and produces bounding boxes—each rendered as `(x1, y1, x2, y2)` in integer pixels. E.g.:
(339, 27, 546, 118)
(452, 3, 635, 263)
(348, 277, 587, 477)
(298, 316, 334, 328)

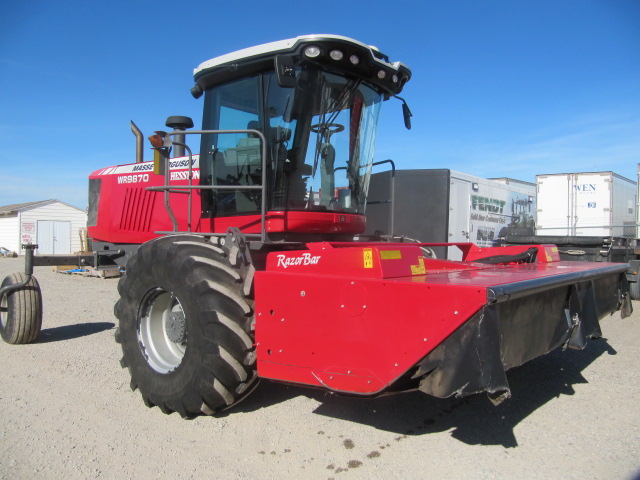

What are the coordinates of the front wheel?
(115, 235, 257, 417)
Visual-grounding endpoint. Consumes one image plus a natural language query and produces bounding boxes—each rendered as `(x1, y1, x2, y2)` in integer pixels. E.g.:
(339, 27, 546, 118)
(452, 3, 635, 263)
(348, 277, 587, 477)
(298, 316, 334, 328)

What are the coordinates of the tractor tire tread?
(115, 234, 257, 417)
(0, 272, 42, 345)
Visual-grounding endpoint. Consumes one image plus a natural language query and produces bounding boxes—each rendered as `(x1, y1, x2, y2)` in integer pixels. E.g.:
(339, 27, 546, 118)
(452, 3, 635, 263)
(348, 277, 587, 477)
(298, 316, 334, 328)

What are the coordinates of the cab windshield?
(199, 67, 383, 218)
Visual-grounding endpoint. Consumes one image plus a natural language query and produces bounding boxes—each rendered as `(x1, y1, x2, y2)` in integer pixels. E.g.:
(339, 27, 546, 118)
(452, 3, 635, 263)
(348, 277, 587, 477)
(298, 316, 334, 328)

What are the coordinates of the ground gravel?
(1, 256, 639, 480)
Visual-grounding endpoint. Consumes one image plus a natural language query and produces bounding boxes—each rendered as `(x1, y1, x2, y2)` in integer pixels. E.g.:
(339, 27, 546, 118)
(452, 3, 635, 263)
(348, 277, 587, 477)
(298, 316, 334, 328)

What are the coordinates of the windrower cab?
(87, 35, 412, 248)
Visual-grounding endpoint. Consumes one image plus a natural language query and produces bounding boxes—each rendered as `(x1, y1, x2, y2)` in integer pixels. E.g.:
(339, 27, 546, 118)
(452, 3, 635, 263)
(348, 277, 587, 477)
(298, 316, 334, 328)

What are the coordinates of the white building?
(0, 200, 87, 255)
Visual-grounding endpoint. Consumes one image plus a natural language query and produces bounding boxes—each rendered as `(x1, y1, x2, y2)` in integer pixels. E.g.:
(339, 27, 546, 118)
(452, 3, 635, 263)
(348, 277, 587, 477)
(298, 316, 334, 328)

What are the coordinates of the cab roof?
(191, 34, 411, 98)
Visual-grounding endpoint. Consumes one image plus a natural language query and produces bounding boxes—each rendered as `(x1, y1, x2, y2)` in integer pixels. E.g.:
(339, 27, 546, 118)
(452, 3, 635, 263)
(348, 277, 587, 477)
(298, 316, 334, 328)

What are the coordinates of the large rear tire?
(115, 235, 257, 417)
(0, 273, 43, 344)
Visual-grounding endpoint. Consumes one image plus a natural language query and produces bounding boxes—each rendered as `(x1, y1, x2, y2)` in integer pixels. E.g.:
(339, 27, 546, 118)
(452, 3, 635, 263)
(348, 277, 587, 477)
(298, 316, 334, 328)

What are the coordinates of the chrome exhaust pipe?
(130, 120, 144, 163)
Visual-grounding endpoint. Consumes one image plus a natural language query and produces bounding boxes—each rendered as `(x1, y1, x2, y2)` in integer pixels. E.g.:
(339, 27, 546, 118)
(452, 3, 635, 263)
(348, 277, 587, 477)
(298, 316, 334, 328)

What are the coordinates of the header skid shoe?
(254, 242, 631, 403)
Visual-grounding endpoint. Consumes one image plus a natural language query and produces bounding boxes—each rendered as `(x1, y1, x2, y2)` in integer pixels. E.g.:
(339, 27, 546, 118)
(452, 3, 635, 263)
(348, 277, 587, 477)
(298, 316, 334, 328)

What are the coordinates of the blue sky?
(1, 0, 639, 209)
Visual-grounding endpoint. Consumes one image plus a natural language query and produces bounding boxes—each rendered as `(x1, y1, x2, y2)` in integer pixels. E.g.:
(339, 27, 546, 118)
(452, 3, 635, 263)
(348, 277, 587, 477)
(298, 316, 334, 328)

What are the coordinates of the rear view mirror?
(402, 102, 412, 130)
(395, 96, 412, 130)
(275, 55, 297, 88)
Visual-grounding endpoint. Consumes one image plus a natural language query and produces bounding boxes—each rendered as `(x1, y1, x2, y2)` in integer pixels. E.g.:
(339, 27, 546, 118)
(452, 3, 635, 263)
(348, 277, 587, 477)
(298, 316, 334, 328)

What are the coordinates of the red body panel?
(87, 157, 365, 243)
(88, 158, 201, 243)
(253, 243, 608, 393)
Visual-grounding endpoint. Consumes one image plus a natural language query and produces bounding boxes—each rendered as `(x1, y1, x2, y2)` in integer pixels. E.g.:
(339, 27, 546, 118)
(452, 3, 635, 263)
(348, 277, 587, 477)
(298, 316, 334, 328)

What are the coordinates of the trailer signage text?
(471, 195, 506, 214)
(470, 213, 506, 224)
(573, 184, 596, 192)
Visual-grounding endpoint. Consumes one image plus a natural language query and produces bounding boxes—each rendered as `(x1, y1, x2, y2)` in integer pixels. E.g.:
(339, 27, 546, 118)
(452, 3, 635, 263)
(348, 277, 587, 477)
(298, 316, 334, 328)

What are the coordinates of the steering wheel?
(310, 123, 344, 140)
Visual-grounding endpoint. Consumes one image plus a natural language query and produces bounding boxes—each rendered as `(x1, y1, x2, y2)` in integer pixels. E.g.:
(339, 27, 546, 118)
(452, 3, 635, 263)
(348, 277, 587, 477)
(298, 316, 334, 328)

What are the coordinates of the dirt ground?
(0, 256, 638, 480)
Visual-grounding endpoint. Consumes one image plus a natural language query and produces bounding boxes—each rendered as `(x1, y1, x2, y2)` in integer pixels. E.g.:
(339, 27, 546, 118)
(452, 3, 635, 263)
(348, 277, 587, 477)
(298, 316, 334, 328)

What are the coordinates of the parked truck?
(502, 171, 640, 298)
(0, 36, 632, 418)
(366, 169, 536, 260)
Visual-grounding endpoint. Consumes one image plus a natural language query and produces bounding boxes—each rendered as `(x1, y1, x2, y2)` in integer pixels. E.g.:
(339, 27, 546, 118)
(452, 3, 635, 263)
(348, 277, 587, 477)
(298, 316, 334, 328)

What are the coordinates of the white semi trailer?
(503, 171, 640, 299)
(536, 172, 636, 237)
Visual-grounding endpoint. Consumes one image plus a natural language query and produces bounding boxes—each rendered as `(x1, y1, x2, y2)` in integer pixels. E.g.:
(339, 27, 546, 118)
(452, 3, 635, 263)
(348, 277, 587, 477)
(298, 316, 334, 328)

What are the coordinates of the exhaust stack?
(130, 121, 144, 163)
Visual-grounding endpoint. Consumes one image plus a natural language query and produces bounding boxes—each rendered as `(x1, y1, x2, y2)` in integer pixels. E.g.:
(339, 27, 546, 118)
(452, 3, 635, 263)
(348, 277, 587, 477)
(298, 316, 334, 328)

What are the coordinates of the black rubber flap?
(414, 272, 630, 405)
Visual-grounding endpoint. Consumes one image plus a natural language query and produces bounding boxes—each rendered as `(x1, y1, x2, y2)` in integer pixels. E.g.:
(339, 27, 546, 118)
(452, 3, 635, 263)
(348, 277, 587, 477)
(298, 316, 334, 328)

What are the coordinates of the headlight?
(330, 49, 344, 61)
(304, 46, 321, 58)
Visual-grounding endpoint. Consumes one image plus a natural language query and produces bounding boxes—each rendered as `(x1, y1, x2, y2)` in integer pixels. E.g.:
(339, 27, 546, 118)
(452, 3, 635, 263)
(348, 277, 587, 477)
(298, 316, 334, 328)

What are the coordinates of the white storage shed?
(0, 200, 87, 255)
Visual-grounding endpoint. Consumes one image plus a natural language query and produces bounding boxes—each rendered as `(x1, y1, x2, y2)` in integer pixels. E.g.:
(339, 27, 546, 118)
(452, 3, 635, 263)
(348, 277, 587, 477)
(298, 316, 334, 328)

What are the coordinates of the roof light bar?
(192, 35, 411, 97)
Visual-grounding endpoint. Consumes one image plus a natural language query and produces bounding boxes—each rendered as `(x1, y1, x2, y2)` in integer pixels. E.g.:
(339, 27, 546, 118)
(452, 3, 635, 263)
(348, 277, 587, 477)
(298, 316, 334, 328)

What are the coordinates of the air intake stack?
(165, 116, 194, 158)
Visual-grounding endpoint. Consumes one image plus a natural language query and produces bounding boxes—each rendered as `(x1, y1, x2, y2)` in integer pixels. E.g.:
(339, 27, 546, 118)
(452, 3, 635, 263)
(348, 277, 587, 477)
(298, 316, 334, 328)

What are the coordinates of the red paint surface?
(255, 243, 618, 393)
(87, 161, 365, 243)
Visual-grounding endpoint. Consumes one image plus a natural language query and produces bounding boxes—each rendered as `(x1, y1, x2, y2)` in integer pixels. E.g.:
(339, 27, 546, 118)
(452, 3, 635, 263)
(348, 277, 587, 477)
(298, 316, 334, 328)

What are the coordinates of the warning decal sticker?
(363, 248, 374, 269)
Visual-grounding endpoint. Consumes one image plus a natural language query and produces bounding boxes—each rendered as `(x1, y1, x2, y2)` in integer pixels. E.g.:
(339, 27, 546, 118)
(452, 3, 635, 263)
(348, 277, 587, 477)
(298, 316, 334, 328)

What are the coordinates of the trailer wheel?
(115, 235, 257, 417)
(0, 273, 42, 344)
(630, 280, 640, 301)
